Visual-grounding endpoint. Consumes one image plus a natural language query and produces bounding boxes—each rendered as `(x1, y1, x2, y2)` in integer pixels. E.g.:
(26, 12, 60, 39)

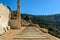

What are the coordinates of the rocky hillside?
(21, 14, 60, 38)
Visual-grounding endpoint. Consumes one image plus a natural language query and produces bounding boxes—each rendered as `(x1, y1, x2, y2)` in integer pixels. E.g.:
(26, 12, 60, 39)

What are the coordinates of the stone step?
(14, 27, 49, 40)
(14, 35, 47, 38)
(13, 38, 49, 40)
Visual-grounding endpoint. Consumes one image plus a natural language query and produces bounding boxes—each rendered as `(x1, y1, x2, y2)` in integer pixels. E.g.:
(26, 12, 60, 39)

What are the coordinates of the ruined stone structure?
(0, 3, 10, 35)
(10, 0, 21, 29)
(0, 0, 21, 35)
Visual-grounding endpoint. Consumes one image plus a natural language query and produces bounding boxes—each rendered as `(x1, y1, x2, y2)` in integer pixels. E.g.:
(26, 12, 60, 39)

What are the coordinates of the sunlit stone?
(0, 3, 10, 35)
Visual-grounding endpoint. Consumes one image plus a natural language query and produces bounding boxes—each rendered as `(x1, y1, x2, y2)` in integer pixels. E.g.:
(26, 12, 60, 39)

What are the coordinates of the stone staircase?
(14, 27, 49, 40)
(0, 26, 59, 40)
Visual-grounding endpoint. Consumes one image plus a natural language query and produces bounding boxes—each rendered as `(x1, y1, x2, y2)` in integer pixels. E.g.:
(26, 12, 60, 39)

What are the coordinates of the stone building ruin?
(0, 0, 21, 35)
(10, 0, 21, 29)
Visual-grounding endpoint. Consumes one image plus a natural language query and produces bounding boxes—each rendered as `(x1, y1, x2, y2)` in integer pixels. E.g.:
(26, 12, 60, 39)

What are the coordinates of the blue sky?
(0, 0, 60, 15)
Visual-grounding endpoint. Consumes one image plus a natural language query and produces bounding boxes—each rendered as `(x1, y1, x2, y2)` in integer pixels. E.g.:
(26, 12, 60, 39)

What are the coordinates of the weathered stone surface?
(10, 0, 21, 29)
(21, 19, 30, 26)
(40, 28, 48, 33)
(0, 27, 5, 35)
(0, 3, 10, 35)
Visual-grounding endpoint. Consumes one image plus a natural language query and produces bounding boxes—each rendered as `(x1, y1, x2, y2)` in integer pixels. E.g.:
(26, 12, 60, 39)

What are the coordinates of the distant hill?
(21, 14, 60, 38)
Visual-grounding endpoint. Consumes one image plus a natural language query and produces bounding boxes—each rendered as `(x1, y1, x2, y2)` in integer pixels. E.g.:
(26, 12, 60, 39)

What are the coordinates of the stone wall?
(0, 3, 10, 35)
(10, 0, 21, 29)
